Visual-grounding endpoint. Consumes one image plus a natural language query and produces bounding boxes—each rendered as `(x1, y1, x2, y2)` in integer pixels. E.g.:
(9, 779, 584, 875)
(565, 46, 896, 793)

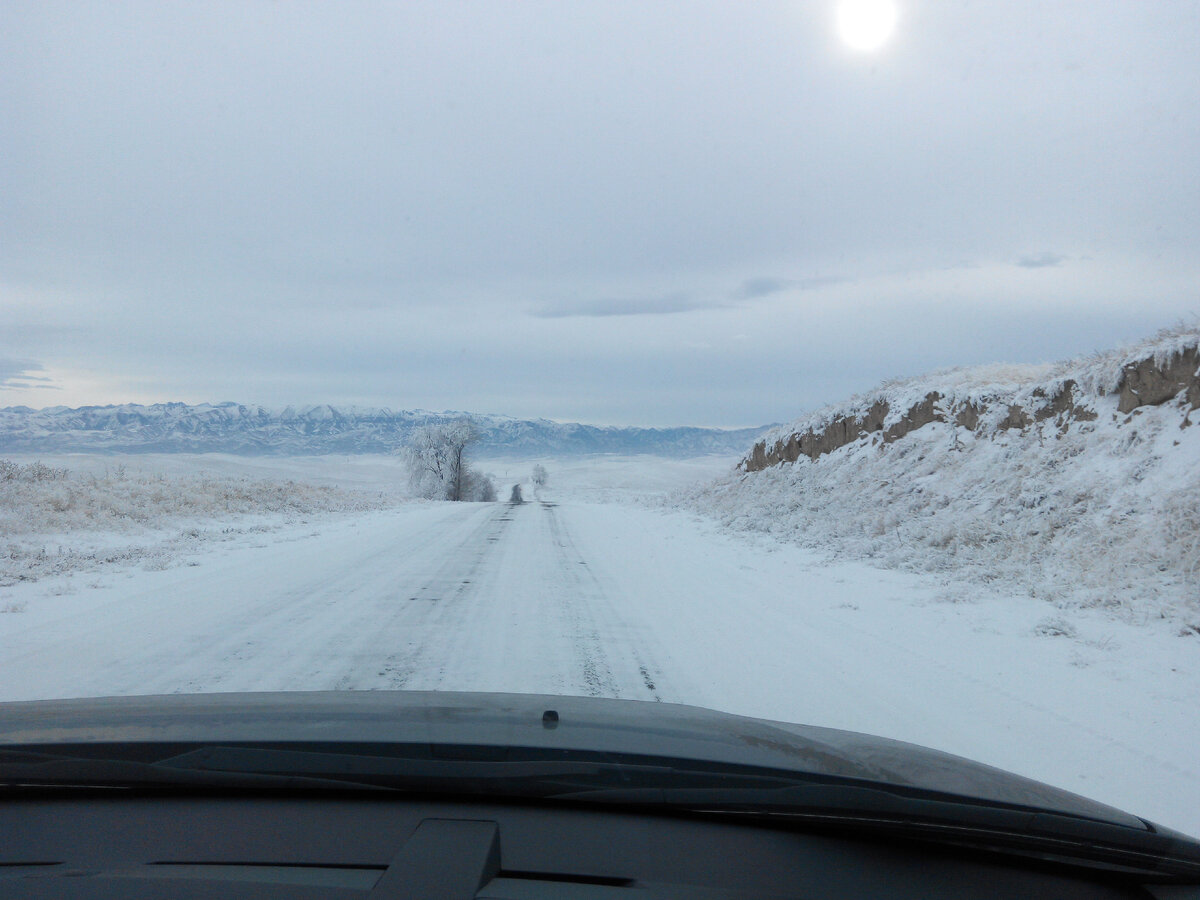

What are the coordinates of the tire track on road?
(155, 506, 487, 694)
(368, 503, 519, 690)
(540, 501, 664, 701)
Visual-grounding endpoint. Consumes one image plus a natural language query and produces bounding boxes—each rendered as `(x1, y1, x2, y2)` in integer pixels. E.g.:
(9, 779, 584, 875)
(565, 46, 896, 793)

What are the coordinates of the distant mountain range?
(0, 403, 768, 457)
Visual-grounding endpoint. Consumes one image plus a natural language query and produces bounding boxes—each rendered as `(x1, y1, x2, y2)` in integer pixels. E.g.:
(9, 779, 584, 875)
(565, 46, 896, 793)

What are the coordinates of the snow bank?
(680, 325, 1200, 625)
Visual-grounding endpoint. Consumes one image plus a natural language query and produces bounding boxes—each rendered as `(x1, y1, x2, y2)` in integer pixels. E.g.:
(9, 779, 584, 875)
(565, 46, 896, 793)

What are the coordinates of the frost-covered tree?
(531, 464, 548, 487)
(403, 425, 451, 500)
(403, 420, 493, 502)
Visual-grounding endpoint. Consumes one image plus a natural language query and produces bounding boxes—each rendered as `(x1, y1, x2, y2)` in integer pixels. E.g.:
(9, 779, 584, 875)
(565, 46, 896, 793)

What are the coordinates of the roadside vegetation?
(402, 420, 497, 501)
(1, 458, 392, 587)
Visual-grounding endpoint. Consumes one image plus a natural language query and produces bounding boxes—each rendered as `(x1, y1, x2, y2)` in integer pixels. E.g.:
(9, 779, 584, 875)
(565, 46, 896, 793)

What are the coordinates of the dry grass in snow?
(1, 459, 396, 587)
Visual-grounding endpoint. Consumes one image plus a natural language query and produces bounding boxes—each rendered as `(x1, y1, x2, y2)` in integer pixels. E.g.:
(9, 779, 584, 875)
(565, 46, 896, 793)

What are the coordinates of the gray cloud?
(533, 293, 717, 319)
(0, 359, 58, 392)
(1017, 252, 1069, 269)
(732, 276, 846, 300)
(538, 275, 848, 319)
(734, 277, 794, 300)
(2, 2, 1198, 425)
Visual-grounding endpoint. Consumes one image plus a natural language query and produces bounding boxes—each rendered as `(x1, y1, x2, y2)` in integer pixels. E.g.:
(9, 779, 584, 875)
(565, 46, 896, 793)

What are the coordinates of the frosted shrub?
(1, 459, 69, 482)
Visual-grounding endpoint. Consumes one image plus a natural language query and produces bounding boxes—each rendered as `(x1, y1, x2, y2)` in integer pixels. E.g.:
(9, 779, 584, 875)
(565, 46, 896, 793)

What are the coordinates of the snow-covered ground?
(477, 453, 737, 503)
(1, 452, 1198, 838)
(0, 455, 399, 588)
(685, 327, 1200, 625)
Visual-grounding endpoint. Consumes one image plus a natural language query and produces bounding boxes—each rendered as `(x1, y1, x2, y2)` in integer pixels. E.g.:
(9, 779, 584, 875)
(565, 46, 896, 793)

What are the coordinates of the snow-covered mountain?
(0, 402, 766, 457)
(681, 324, 1200, 623)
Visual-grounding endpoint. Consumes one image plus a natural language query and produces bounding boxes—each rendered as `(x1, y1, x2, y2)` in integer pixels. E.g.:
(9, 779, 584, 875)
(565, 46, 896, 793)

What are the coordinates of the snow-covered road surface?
(3, 496, 1199, 838)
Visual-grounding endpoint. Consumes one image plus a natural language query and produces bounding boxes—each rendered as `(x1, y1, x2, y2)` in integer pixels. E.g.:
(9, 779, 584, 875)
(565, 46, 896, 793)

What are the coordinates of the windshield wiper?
(135, 745, 805, 797)
(0, 745, 795, 796)
(0, 749, 395, 793)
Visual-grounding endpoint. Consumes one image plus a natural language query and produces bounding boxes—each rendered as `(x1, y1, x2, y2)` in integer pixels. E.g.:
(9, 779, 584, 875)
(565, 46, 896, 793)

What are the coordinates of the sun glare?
(835, 0, 898, 52)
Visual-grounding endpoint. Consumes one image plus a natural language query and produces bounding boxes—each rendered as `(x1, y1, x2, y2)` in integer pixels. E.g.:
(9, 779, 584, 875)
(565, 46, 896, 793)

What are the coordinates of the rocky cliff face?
(1118, 346, 1200, 413)
(743, 339, 1199, 472)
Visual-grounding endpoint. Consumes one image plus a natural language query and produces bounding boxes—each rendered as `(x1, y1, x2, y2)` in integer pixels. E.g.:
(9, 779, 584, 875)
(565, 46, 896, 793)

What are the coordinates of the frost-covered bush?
(463, 469, 497, 502)
(1, 459, 69, 483)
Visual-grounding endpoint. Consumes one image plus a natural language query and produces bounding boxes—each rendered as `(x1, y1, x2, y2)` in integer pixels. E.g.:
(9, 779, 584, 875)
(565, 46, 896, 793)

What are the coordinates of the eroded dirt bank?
(744, 340, 1198, 471)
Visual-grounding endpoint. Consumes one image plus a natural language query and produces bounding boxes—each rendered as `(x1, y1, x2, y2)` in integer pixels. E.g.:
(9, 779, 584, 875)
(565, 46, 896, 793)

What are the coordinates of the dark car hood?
(0, 690, 1149, 830)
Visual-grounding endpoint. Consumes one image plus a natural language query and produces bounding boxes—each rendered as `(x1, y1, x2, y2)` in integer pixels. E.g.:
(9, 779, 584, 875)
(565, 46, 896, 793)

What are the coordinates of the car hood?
(0, 690, 1151, 831)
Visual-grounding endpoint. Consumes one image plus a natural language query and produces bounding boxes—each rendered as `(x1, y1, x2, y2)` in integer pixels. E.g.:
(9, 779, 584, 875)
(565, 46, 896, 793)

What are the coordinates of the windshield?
(2, 0, 1198, 845)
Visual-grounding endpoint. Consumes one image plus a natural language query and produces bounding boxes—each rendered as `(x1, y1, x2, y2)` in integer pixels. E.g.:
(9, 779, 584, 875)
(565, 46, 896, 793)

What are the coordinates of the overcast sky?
(3, 1, 1198, 427)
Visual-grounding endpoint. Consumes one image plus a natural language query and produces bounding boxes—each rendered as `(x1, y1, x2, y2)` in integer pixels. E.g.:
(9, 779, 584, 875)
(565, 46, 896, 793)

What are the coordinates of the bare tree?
(403, 420, 494, 502)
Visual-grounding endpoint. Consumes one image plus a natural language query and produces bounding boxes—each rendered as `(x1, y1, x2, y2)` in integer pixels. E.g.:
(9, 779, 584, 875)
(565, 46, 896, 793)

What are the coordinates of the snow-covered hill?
(0, 403, 765, 457)
(681, 325, 1200, 624)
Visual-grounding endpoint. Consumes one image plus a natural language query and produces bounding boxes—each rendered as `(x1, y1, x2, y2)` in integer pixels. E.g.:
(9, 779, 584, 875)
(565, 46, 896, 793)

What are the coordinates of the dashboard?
(4, 792, 1190, 899)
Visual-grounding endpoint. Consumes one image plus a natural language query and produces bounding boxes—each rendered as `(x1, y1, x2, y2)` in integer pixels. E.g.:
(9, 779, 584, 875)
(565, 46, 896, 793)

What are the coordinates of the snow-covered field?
(0, 455, 399, 588)
(1, 452, 1198, 838)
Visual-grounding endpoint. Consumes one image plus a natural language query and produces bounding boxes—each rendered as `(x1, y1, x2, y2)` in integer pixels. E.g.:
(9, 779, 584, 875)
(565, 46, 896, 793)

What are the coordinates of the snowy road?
(3, 496, 1200, 837)
(1, 500, 674, 701)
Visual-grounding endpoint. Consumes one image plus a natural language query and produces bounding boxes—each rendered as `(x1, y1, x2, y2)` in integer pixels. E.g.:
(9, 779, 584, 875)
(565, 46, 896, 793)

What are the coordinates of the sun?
(835, 0, 899, 52)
